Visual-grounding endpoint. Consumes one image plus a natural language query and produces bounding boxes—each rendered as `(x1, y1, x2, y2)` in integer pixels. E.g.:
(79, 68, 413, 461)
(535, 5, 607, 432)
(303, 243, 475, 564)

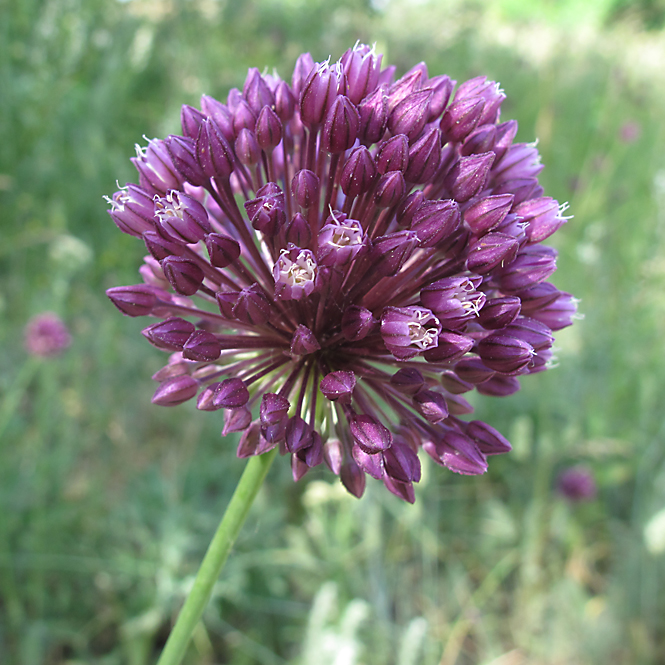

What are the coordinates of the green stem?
(156, 447, 278, 665)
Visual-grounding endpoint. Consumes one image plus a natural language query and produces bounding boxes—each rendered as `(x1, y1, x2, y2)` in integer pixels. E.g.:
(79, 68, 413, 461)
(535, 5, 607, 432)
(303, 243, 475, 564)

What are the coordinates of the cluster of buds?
(106, 44, 576, 502)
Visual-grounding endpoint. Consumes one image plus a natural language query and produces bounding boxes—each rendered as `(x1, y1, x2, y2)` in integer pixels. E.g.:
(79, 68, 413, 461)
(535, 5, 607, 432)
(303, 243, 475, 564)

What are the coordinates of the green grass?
(2, 0, 665, 663)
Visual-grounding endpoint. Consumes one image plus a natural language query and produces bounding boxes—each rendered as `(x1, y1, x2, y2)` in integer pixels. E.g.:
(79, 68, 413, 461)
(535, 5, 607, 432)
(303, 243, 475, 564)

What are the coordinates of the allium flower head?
(24, 312, 71, 357)
(106, 44, 577, 502)
(556, 466, 597, 502)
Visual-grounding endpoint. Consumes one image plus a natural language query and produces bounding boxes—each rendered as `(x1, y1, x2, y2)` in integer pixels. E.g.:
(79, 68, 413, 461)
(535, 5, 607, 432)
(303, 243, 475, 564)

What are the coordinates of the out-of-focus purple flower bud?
(357, 86, 388, 145)
(497, 245, 557, 293)
(290, 324, 320, 356)
(274, 245, 318, 300)
(299, 60, 344, 127)
(255, 106, 283, 151)
(517, 281, 560, 312)
(395, 190, 425, 227)
(24, 312, 71, 357)
(369, 230, 419, 276)
(423, 330, 474, 363)
(404, 126, 441, 184)
(381, 306, 442, 360)
(212, 377, 250, 408)
(107, 284, 162, 317)
(388, 89, 432, 141)
(463, 193, 514, 235)
(274, 81, 296, 122)
(206, 233, 240, 268)
(235, 128, 261, 166)
(291, 52, 316, 98)
(292, 169, 320, 209)
(376, 134, 410, 174)
(197, 383, 221, 411)
(285, 415, 314, 453)
(476, 374, 520, 396)
(106, 184, 156, 237)
(181, 105, 206, 139)
(196, 118, 235, 180)
(445, 152, 495, 202)
(154, 190, 211, 243)
(233, 283, 271, 325)
(454, 356, 495, 384)
(494, 142, 543, 183)
(504, 316, 554, 351)
(340, 146, 376, 197)
(515, 197, 569, 244)
(387, 65, 425, 112)
(323, 439, 343, 475)
(478, 296, 521, 330)
(243, 68, 275, 114)
(390, 368, 425, 395)
(142, 317, 195, 351)
(425, 74, 455, 119)
(182, 330, 222, 362)
(320, 370, 356, 403)
(317, 213, 365, 266)
(322, 95, 360, 153)
(200, 95, 235, 143)
(237, 421, 275, 458)
(383, 440, 421, 483)
(350, 414, 393, 454)
(232, 99, 257, 134)
(455, 76, 505, 125)
(340, 43, 382, 104)
(461, 124, 497, 157)
(477, 333, 535, 374)
(341, 460, 366, 498)
(529, 291, 579, 331)
(152, 375, 198, 406)
(374, 172, 406, 208)
(383, 476, 416, 503)
(490, 119, 518, 161)
(440, 96, 485, 143)
(493, 177, 541, 207)
(341, 305, 376, 341)
(423, 431, 488, 475)
(296, 430, 325, 469)
(161, 256, 205, 295)
(466, 232, 520, 274)
(352, 444, 384, 479)
(445, 392, 474, 415)
(132, 138, 182, 195)
(556, 466, 597, 502)
(245, 183, 286, 237)
(410, 199, 461, 247)
(413, 389, 449, 423)
(440, 370, 473, 394)
(222, 406, 252, 435)
(467, 420, 512, 455)
(164, 135, 207, 187)
(494, 212, 527, 245)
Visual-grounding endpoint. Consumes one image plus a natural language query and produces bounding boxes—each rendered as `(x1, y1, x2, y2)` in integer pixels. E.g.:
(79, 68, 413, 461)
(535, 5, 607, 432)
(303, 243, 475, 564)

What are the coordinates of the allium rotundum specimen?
(106, 44, 576, 502)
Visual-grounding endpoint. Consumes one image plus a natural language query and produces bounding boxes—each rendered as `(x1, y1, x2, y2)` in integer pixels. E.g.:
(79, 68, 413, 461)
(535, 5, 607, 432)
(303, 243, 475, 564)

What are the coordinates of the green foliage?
(2, 0, 665, 663)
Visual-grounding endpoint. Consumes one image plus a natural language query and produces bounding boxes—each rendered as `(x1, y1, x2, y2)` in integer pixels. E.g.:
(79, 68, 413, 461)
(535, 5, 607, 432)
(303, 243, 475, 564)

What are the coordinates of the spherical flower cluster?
(106, 44, 577, 502)
(24, 312, 71, 358)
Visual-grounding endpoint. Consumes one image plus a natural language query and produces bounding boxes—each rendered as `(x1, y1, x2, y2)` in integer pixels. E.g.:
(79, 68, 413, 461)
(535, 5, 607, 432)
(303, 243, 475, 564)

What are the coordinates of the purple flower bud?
(440, 370, 473, 394)
(340, 43, 382, 104)
(422, 330, 474, 364)
(142, 317, 195, 351)
(496, 245, 557, 293)
(161, 256, 205, 295)
(107, 284, 162, 317)
(245, 183, 286, 237)
(181, 104, 206, 139)
(420, 279, 485, 329)
(477, 333, 535, 374)
(445, 392, 474, 415)
(387, 65, 425, 112)
(215, 290, 238, 319)
(453, 357, 495, 384)
(493, 177, 541, 207)
(274, 81, 296, 122)
(285, 415, 313, 453)
(388, 89, 432, 141)
(196, 118, 235, 180)
(290, 324, 320, 356)
(404, 125, 441, 184)
(321, 95, 360, 153)
(423, 431, 488, 475)
(383, 441, 421, 483)
(383, 476, 416, 503)
(131, 138, 182, 195)
(142, 229, 181, 261)
(237, 421, 275, 458)
(200, 95, 236, 142)
(233, 283, 271, 325)
(232, 99, 257, 134)
(317, 214, 366, 266)
(413, 389, 449, 423)
(164, 135, 207, 187)
(296, 430, 325, 469)
(492, 119, 518, 161)
(320, 370, 356, 403)
(340, 146, 376, 197)
(515, 197, 569, 244)
(341, 305, 376, 341)
(440, 96, 485, 143)
(518, 281, 560, 312)
(197, 383, 221, 411)
(395, 190, 425, 228)
(374, 171, 406, 208)
(291, 169, 320, 209)
(323, 439, 343, 475)
(529, 291, 578, 331)
(445, 152, 495, 202)
(352, 444, 384, 479)
(213, 378, 250, 408)
(463, 194, 514, 235)
(341, 460, 366, 498)
(291, 52, 316, 98)
(274, 245, 318, 300)
(467, 421, 512, 455)
(299, 60, 344, 127)
(222, 406, 252, 435)
(235, 128, 261, 166)
(106, 184, 156, 237)
(24, 312, 71, 357)
(461, 124, 497, 157)
(205, 233, 240, 268)
(390, 368, 425, 395)
(260, 393, 289, 438)
(152, 375, 198, 406)
(466, 232, 520, 275)
(357, 86, 388, 144)
(243, 68, 275, 114)
(381, 306, 442, 360)
(556, 467, 597, 502)
(504, 316, 554, 351)
(410, 199, 461, 248)
(425, 74, 455, 119)
(478, 296, 522, 330)
(376, 134, 410, 174)
(182, 330, 222, 362)
(154, 190, 211, 244)
(369, 230, 419, 276)
(350, 414, 393, 454)
(283, 212, 310, 246)
(476, 374, 521, 396)
(455, 76, 505, 125)
(494, 142, 543, 182)
(255, 106, 283, 151)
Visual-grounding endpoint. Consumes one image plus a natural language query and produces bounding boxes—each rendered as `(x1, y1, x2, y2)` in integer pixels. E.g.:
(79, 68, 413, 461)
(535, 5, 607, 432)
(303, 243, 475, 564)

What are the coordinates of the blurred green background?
(2, 0, 665, 663)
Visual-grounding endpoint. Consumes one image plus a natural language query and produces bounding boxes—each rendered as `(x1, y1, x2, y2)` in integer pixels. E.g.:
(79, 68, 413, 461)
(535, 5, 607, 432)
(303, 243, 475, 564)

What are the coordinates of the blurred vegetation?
(2, 0, 665, 663)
